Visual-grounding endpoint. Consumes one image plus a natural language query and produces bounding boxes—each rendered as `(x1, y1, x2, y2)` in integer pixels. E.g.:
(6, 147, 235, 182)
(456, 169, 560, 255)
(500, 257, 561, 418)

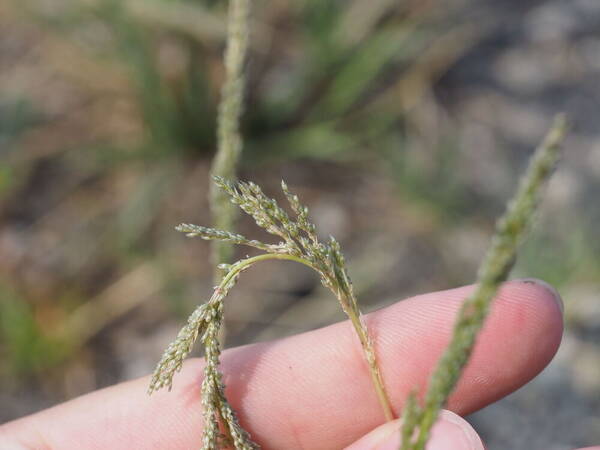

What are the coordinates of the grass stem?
(210, 0, 251, 279)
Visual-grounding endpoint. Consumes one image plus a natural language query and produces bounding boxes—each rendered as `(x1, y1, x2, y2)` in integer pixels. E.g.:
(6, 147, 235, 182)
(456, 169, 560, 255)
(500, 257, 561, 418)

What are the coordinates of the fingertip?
(445, 278, 564, 413)
(373, 279, 564, 417)
(498, 277, 564, 360)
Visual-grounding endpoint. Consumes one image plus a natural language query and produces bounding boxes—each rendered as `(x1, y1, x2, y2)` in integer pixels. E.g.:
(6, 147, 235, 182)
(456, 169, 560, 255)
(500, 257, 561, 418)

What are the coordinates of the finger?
(0, 279, 563, 450)
(345, 409, 484, 450)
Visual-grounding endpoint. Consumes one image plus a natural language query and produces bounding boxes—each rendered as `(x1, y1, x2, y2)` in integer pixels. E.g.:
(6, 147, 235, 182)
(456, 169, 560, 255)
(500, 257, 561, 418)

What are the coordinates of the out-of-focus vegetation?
(1, 1, 599, 447)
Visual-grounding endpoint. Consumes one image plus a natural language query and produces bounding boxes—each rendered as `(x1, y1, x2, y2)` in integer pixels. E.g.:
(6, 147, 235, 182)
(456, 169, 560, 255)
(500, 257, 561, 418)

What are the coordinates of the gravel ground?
(1, 1, 599, 448)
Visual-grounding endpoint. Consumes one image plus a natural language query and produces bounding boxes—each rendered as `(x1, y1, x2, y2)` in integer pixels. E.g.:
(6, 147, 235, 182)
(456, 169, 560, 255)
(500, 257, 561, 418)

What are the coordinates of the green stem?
(346, 304, 394, 421)
(210, 0, 251, 279)
(218, 253, 316, 289)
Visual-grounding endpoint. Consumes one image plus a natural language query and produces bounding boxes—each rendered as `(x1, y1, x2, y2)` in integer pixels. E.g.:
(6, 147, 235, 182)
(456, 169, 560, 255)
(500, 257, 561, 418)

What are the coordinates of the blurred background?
(0, 0, 599, 448)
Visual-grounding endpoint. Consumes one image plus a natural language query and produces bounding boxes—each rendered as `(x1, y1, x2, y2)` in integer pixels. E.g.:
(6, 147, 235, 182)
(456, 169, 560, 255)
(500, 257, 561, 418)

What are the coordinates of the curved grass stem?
(219, 253, 394, 421)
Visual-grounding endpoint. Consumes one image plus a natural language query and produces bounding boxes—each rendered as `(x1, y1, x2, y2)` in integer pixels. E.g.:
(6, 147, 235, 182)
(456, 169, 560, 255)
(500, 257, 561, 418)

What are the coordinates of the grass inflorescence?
(149, 176, 394, 449)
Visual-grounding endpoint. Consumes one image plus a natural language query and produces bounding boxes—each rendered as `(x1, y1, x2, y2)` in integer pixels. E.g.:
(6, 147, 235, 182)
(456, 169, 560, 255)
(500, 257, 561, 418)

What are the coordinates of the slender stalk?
(344, 300, 394, 421)
(210, 0, 251, 278)
(220, 253, 317, 287)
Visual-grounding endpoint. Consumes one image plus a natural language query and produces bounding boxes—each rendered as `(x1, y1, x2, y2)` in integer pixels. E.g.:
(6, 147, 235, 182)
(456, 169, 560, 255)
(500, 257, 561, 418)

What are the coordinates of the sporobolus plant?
(147, 114, 566, 450)
(148, 175, 394, 449)
(145, 0, 568, 447)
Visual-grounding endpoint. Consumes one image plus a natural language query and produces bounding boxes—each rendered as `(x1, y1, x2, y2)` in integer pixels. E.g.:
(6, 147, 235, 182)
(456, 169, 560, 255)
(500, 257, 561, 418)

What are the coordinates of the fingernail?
(426, 410, 485, 450)
(516, 278, 563, 314)
(348, 411, 484, 450)
(349, 420, 401, 450)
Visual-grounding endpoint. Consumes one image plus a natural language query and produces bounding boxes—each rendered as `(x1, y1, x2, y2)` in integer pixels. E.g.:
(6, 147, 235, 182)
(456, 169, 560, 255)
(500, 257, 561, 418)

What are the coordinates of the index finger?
(0, 279, 563, 449)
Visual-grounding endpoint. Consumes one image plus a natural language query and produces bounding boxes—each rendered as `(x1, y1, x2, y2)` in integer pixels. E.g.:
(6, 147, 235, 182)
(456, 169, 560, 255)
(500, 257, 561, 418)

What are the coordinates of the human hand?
(1, 279, 590, 449)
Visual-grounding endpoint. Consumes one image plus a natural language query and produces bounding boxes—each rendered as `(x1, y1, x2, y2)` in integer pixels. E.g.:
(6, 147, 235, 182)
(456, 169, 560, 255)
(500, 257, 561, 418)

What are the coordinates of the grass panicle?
(149, 177, 395, 448)
(400, 114, 568, 450)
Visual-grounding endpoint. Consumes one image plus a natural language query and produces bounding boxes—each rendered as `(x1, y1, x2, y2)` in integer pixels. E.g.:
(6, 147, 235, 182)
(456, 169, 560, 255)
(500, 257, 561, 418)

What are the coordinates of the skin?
(0, 279, 594, 449)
